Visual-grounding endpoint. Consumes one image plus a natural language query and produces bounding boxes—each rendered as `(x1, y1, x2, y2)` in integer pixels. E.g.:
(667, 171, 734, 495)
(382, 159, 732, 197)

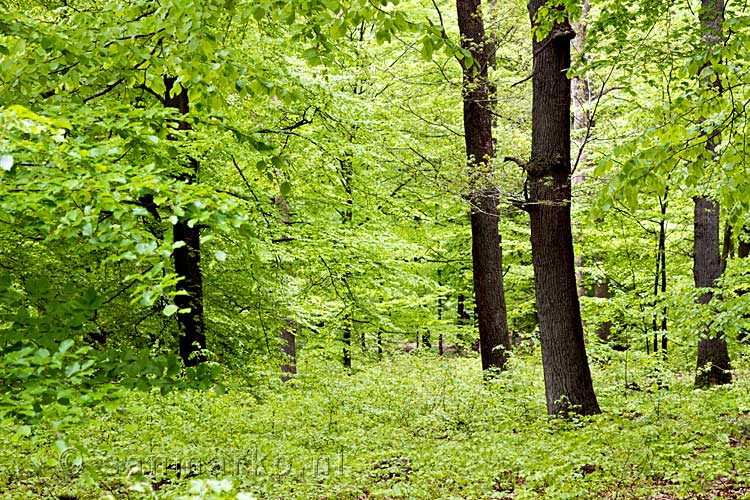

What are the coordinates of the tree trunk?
(343, 316, 352, 369)
(526, 0, 600, 416)
(694, 198, 731, 385)
(721, 223, 734, 272)
(438, 273, 445, 355)
(571, 1, 596, 302)
(571, 0, 591, 185)
(738, 227, 749, 342)
(339, 157, 354, 369)
(457, 0, 512, 372)
(652, 192, 668, 353)
(594, 280, 611, 341)
(164, 76, 206, 367)
(457, 293, 470, 324)
(280, 323, 296, 382)
(738, 228, 750, 259)
(694, 0, 731, 387)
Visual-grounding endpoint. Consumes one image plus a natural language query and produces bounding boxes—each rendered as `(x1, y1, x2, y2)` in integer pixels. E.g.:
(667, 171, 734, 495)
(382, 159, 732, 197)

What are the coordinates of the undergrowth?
(2, 349, 750, 499)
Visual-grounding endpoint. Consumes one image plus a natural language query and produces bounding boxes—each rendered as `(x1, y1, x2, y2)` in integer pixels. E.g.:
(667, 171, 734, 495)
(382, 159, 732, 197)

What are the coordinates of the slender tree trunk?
(280, 323, 296, 382)
(526, 0, 600, 416)
(721, 223, 734, 272)
(438, 271, 445, 355)
(652, 191, 668, 353)
(594, 280, 611, 341)
(457, 293, 469, 324)
(457, 0, 512, 372)
(572, 0, 590, 298)
(695, 0, 731, 387)
(343, 317, 352, 369)
(571, 0, 591, 185)
(339, 157, 354, 369)
(660, 212, 668, 351)
(163, 76, 206, 367)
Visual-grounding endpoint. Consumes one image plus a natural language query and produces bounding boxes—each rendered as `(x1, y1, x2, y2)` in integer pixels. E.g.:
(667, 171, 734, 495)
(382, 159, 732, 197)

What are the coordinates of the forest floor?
(2, 350, 750, 499)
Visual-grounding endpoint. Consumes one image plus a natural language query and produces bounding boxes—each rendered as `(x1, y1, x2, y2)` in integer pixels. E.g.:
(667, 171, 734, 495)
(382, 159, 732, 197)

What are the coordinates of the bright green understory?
(2, 352, 750, 500)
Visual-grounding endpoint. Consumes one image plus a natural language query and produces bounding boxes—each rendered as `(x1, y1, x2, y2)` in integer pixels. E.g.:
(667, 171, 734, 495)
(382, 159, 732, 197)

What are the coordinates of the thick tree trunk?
(694, 198, 731, 385)
(457, 0, 512, 371)
(527, 0, 600, 416)
(164, 76, 206, 367)
(694, 0, 731, 387)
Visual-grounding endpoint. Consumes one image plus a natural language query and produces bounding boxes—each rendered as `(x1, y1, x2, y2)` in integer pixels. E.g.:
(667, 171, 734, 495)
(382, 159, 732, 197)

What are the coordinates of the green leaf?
(420, 39, 433, 61)
(58, 339, 75, 354)
(163, 304, 179, 316)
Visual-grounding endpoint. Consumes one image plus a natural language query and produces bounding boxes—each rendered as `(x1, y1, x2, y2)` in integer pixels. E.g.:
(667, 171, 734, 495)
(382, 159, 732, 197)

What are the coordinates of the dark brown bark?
(594, 280, 611, 341)
(457, 0, 512, 371)
(457, 293, 470, 325)
(694, 198, 731, 385)
(694, 0, 731, 387)
(343, 316, 352, 369)
(738, 227, 750, 259)
(422, 330, 431, 348)
(164, 76, 206, 367)
(280, 323, 296, 381)
(738, 227, 750, 342)
(652, 191, 668, 353)
(338, 157, 354, 369)
(527, 0, 600, 416)
(438, 275, 445, 355)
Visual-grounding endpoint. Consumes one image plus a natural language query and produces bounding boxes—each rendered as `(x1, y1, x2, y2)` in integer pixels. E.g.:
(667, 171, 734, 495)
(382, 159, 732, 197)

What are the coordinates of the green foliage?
(2, 0, 750, 497)
(3, 354, 750, 499)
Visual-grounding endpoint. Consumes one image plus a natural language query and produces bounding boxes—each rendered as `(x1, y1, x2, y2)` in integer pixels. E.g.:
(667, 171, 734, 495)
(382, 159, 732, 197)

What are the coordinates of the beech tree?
(456, 0, 512, 371)
(694, 0, 731, 387)
(525, 0, 600, 416)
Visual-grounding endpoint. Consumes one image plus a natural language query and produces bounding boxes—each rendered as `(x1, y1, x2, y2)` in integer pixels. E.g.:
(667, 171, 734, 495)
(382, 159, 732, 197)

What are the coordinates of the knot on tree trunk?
(551, 23, 576, 43)
(525, 155, 567, 179)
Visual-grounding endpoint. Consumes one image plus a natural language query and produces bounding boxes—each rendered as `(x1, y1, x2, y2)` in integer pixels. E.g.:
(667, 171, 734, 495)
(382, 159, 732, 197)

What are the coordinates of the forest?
(2, 0, 750, 498)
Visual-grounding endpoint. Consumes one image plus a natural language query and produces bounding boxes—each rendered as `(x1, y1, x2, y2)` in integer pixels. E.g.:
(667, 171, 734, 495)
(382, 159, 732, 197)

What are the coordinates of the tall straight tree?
(526, 0, 600, 415)
(163, 76, 207, 367)
(456, 0, 512, 371)
(694, 0, 731, 387)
